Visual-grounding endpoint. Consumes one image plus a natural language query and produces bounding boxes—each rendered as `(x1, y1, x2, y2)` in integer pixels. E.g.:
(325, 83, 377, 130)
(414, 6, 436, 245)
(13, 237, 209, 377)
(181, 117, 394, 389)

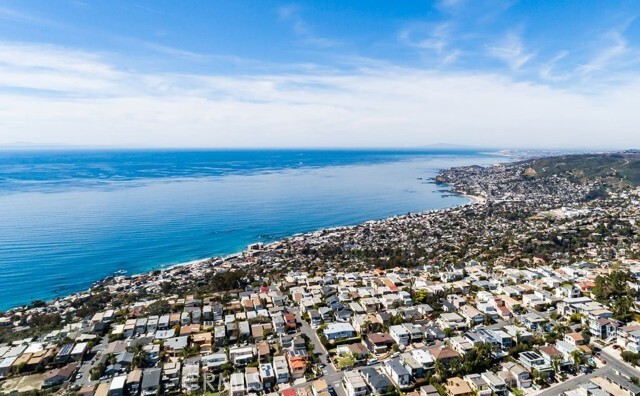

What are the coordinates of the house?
(503, 325, 533, 344)
(361, 367, 394, 395)
(287, 355, 308, 379)
(229, 346, 256, 366)
(502, 362, 531, 388)
(78, 385, 95, 396)
(182, 362, 200, 393)
(127, 369, 142, 395)
(565, 332, 585, 346)
(521, 313, 548, 332)
(284, 313, 297, 330)
(590, 317, 619, 340)
(245, 367, 262, 392)
(312, 379, 329, 396)
(481, 372, 507, 396)
(141, 368, 162, 396)
(199, 351, 225, 370)
(308, 309, 322, 327)
(411, 349, 435, 370)
(272, 315, 286, 335)
(259, 363, 276, 388)
(445, 377, 473, 396)
(428, 345, 460, 365)
(389, 325, 411, 346)
(555, 340, 581, 362)
(162, 361, 181, 393)
(617, 325, 640, 351)
(518, 351, 552, 374)
(164, 335, 189, 356)
(96, 383, 110, 396)
(323, 323, 356, 341)
(384, 358, 411, 388)
(109, 375, 127, 396)
(400, 352, 423, 379)
(318, 307, 334, 323)
(489, 330, 513, 350)
(459, 305, 484, 326)
(365, 333, 395, 354)
(450, 336, 474, 355)
(273, 355, 289, 384)
(420, 384, 441, 396)
(230, 372, 246, 396)
(343, 370, 369, 396)
(462, 374, 491, 396)
(437, 312, 467, 331)
(403, 323, 424, 342)
(70, 342, 88, 361)
(538, 345, 569, 370)
(42, 364, 76, 387)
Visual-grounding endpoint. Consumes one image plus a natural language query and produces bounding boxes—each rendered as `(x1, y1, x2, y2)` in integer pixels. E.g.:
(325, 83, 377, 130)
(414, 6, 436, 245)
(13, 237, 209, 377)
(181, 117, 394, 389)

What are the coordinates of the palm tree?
(570, 350, 585, 371)
(551, 354, 563, 376)
(434, 360, 448, 380)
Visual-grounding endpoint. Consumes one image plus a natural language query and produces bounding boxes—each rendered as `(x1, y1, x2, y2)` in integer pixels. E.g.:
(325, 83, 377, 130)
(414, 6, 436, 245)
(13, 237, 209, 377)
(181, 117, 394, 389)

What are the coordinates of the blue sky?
(0, 0, 639, 148)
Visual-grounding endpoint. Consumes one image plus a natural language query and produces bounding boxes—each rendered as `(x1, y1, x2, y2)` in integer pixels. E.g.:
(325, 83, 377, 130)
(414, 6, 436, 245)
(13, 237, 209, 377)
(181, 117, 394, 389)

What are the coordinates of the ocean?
(0, 149, 502, 311)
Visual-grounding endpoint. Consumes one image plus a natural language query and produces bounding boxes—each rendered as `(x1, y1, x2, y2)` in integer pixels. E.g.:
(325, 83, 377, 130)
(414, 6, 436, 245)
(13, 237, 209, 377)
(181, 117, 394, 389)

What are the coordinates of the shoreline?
(2, 172, 489, 314)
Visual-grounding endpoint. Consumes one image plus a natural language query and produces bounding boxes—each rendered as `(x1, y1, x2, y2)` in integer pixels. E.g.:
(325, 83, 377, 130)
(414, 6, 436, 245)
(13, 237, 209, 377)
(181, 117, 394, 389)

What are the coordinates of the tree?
(551, 354, 563, 376)
(569, 350, 585, 371)
(434, 360, 448, 380)
(337, 353, 356, 370)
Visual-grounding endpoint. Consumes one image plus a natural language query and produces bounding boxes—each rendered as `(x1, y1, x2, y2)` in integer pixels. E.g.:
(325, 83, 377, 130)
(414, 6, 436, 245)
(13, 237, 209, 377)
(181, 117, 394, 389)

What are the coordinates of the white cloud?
(1, 41, 640, 149)
(487, 32, 534, 71)
(539, 51, 569, 82)
(399, 23, 451, 53)
(277, 5, 342, 48)
(578, 31, 629, 76)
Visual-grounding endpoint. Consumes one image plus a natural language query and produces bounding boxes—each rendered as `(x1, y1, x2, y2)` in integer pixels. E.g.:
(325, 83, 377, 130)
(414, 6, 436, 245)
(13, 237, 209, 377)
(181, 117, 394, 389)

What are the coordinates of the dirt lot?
(0, 373, 46, 393)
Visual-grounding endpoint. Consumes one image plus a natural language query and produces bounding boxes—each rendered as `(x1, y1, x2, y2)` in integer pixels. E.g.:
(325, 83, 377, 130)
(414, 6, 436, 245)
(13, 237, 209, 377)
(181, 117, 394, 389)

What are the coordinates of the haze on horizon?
(0, 0, 639, 149)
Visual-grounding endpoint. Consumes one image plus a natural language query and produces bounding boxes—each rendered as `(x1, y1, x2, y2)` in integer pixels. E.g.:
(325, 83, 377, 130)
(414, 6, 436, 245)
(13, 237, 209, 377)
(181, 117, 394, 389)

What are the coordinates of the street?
(535, 348, 640, 396)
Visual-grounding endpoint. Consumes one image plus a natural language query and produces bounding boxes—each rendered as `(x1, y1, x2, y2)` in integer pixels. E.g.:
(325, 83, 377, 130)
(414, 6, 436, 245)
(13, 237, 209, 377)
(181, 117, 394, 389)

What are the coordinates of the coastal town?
(3, 153, 640, 396)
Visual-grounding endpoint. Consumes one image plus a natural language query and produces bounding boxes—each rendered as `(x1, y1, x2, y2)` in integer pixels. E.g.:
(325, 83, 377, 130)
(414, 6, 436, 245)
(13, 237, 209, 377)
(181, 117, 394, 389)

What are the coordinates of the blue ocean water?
(0, 149, 501, 310)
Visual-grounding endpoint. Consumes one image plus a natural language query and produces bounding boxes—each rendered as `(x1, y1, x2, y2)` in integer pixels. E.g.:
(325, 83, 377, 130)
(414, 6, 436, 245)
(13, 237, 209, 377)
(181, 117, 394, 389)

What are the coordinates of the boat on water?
(115, 269, 128, 275)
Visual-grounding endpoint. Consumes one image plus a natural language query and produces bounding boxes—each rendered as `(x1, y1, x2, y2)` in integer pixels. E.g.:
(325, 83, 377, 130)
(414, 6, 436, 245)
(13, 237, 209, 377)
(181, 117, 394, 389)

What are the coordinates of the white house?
(323, 323, 356, 341)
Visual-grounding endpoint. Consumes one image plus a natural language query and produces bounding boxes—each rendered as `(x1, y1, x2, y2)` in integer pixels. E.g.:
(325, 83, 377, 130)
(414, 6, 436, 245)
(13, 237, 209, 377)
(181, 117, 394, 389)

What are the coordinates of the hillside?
(525, 151, 640, 186)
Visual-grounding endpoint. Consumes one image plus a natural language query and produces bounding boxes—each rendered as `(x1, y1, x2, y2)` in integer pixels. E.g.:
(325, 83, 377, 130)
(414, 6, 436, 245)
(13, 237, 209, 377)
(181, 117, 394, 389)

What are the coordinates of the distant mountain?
(421, 143, 496, 150)
(526, 151, 640, 186)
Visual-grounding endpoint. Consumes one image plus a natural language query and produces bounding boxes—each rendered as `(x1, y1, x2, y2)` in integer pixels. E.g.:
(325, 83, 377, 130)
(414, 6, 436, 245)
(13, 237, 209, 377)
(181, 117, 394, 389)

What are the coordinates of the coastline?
(15, 192, 481, 315)
(2, 166, 491, 314)
(461, 193, 486, 205)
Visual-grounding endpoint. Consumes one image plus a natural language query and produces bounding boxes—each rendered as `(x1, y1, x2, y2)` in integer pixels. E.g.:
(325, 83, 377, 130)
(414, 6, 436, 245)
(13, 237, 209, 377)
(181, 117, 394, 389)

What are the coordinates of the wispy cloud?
(1, 40, 640, 149)
(277, 5, 342, 48)
(398, 23, 451, 53)
(578, 31, 629, 76)
(398, 22, 463, 65)
(538, 51, 570, 82)
(0, 4, 63, 28)
(487, 32, 534, 71)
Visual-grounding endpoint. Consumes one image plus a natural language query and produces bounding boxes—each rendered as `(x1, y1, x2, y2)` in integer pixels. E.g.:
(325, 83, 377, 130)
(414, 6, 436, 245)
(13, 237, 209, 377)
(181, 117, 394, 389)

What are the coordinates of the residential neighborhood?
(2, 155, 640, 395)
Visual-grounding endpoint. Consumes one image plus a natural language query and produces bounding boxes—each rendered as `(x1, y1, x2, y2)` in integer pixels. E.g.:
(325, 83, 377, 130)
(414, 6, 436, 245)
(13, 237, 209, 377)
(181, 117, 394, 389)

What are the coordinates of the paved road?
(535, 367, 608, 396)
(73, 338, 109, 388)
(535, 349, 640, 396)
(600, 347, 640, 377)
(293, 308, 336, 376)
